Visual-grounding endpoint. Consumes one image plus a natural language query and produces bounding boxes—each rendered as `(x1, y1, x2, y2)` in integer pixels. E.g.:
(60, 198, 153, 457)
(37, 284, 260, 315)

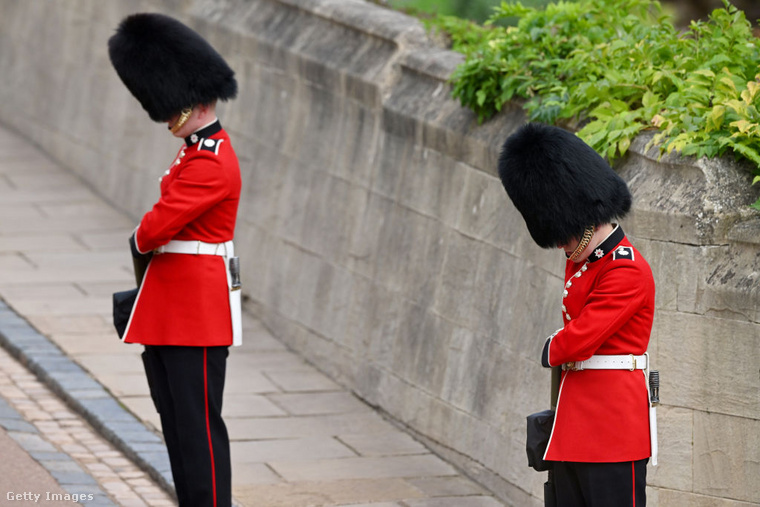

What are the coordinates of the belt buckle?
(564, 361, 580, 372)
(629, 354, 636, 371)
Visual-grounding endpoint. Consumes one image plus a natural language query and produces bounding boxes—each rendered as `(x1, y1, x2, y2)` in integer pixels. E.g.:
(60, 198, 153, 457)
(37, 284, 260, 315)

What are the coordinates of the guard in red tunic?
(498, 123, 657, 506)
(108, 13, 240, 507)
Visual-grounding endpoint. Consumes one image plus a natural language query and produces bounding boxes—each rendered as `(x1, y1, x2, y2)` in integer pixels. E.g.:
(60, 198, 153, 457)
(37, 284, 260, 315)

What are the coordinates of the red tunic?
(543, 227, 655, 462)
(123, 121, 241, 347)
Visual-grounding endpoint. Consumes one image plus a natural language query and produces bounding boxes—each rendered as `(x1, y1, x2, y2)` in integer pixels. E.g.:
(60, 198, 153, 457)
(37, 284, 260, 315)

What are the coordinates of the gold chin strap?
(569, 226, 594, 262)
(169, 107, 193, 133)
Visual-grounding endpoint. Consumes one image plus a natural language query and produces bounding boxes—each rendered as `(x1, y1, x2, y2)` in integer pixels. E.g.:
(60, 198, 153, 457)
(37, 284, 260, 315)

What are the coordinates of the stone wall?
(0, 0, 758, 505)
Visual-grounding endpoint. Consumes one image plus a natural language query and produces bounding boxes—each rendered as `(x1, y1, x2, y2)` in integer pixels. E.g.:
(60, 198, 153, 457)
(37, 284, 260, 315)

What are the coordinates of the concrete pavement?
(0, 121, 504, 507)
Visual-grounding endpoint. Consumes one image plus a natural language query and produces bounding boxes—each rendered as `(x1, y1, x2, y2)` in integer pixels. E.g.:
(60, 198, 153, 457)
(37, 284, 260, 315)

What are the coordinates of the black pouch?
(112, 288, 138, 338)
(527, 409, 555, 471)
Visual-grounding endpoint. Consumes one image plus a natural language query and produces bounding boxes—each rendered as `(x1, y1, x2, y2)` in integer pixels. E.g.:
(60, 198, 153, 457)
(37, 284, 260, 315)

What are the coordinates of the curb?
(0, 299, 176, 501)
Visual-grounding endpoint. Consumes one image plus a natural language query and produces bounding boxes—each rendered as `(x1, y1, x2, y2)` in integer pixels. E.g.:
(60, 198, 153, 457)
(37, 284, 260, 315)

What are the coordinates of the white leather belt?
(563, 354, 647, 371)
(155, 240, 233, 257)
(153, 239, 242, 347)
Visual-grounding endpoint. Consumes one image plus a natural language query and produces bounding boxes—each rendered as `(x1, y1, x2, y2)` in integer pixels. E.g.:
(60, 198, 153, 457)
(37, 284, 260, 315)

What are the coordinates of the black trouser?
(553, 459, 648, 507)
(143, 346, 231, 507)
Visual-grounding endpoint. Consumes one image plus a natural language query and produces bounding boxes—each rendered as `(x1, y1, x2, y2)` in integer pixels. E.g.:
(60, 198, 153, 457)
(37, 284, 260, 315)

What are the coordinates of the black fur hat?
(108, 13, 237, 122)
(498, 123, 631, 248)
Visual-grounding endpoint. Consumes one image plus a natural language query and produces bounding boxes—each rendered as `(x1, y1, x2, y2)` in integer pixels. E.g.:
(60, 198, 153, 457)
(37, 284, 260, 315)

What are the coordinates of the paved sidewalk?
(0, 123, 504, 507)
(0, 345, 174, 506)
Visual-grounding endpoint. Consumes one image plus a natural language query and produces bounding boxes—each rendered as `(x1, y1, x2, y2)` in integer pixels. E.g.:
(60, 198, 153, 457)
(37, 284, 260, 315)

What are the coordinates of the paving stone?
(227, 412, 397, 440)
(9, 431, 59, 452)
(233, 478, 424, 507)
(405, 497, 506, 507)
(265, 369, 342, 392)
(43, 459, 98, 485)
(230, 462, 284, 485)
(1, 417, 40, 432)
(223, 369, 281, 394)
(48, 332, 127, 356)
(269, 455, 457, 482)
(268, 391, 372, 416)
(94, 372, 150, 397)
(223, 393, 289, 418)
(231, 436, 357, 463)
(0, 397, 21, 417)
(48, 372, 105, 392)
(337, 432, 428, 457)
(405, 476, 487, 497)
(32, 451, 75, 462)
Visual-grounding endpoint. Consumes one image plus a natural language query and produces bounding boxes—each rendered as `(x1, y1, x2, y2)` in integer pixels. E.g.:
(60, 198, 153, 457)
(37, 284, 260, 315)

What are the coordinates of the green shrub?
(389, 0, 551, 23)
(442, 0, 760, 210)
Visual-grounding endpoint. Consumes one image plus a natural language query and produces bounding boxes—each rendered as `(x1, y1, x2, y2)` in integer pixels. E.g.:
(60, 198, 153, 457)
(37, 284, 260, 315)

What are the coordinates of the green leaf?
(642, 90, 658, 109)
(707, 105, 725, 132)
(618, 136, 632, 156)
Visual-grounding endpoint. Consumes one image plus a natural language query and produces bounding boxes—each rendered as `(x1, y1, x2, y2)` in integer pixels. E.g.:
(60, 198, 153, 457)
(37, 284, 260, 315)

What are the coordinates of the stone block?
(274, 157, 318, 245)
(371, 204, 446, 307)
(235, 140, 290, 232)
(370, 133, 415, 201)
(405, 498, 504, 507)
(406, 476, 486, 497)
(338, 431, 427, 457)
(655, 489, 759, 507)
(269, 454, 456, 482)
(235, 226, 277, 306)
(697, 241, 760, 323)
(264, 368, 340, 393)
(431, 230, 479, 329)
(281, 249, 354, 342)
(347, 191, 395, 280)
(299, 173, 368, 265)
(657, 311, 760, 419)
(222, 393, 287, 418)
(344, 275, 403, 371)
(226, 412, 396, 441)
(648, 406, 693, 492)
(328, 100, 380, 186)
(268, 391, 370, 416)
(390, 304, 452, 396)
(693, 411, 760, 503)
(398, 147, 468, 228)
(231, 437, 356, 463)
(223, 369, 280, 395)
(233, 477, 424, 507)
(287, 88, 343, 168)
(455, 165, 560, 270)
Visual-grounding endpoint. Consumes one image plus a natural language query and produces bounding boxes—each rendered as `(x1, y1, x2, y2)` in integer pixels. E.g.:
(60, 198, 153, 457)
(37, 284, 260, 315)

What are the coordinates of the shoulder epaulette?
(198, 138, 224, 155)
(612, 246, 635, 261)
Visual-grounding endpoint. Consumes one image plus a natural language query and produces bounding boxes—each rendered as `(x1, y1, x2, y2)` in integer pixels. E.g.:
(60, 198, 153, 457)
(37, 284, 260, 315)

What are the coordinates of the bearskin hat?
(108, 13, 237, 122)
(497, 123, 632, 248)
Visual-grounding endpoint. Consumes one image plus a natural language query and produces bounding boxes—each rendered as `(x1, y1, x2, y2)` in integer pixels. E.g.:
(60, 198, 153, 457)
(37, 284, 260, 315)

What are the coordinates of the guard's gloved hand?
(129, 231, 152, 286)
(541, 329, 561, 368)
(129, 231, 152, 261)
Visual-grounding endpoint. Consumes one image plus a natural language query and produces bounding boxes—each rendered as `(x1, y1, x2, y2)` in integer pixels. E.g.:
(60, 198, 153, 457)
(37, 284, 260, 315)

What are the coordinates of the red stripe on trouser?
(631, 461, 636, 507)
(204, 348, 218, 507)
